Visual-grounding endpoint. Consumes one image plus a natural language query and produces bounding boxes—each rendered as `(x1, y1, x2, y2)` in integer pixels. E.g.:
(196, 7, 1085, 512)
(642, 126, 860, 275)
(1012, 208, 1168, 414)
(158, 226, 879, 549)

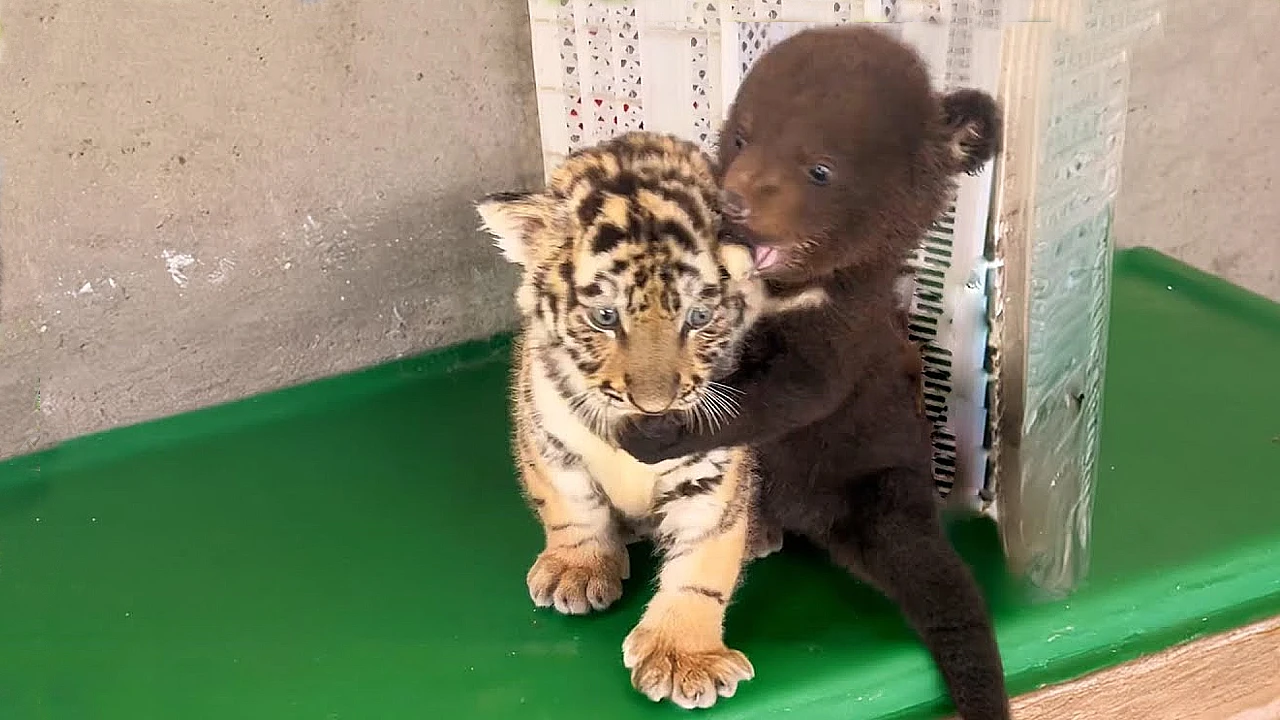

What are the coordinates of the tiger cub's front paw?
(622, 622, 755, 709)
(526, 544, 628, 615)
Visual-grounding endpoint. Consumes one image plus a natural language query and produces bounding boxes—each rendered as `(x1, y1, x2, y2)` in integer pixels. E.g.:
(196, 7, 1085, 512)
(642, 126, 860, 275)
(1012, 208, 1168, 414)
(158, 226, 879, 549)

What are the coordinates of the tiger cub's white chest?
(528, 358, 677, 518)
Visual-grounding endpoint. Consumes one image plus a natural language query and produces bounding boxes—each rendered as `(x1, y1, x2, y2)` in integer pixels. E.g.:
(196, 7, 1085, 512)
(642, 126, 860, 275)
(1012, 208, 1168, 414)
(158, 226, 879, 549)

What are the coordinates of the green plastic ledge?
(1, 248, 1277, 719)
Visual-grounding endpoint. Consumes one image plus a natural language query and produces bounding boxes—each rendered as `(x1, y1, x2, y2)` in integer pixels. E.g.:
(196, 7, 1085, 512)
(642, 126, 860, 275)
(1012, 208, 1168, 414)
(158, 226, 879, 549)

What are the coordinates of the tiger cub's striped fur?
(477, 132, 814, 709)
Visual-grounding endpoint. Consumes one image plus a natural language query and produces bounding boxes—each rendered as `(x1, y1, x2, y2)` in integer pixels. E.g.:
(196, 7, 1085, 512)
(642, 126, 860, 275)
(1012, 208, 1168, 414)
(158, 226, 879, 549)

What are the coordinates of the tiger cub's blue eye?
(588, 307, 619, 330)
(686, 306, 713, 329)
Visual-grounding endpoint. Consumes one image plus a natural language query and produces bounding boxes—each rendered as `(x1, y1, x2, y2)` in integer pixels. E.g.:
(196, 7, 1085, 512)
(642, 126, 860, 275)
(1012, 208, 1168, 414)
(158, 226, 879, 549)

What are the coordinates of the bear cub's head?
(718, 26, 1003, 286)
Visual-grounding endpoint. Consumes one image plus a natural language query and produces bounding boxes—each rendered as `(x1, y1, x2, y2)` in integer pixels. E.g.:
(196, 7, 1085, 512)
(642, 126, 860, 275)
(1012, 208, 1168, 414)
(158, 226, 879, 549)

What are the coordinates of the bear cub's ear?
(939, 89, 1003, 176)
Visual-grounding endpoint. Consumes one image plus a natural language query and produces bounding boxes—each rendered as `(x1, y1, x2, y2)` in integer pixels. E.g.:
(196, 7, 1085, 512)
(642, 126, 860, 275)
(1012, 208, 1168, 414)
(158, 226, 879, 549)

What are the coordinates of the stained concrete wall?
(0, 0, 543, 458)
(1, 0, 1277, 460)
(1113, 0, 1280, 300)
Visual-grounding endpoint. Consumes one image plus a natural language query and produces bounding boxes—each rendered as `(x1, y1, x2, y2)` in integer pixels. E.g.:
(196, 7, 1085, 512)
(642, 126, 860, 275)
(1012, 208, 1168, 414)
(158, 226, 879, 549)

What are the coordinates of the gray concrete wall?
(1, 0, 1276, 460)
(1113, 0, 1280, 300)
(1, 0, 543, 458)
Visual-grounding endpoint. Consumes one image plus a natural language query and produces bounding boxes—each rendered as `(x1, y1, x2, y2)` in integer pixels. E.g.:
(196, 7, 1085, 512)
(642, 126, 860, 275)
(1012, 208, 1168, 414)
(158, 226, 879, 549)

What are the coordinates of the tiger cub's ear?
(475, 191, 561, 267)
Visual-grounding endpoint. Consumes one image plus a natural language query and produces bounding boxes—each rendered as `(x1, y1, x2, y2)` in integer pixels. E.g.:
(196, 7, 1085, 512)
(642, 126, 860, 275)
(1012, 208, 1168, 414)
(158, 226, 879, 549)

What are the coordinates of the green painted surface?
(1, 249, 1277, 719)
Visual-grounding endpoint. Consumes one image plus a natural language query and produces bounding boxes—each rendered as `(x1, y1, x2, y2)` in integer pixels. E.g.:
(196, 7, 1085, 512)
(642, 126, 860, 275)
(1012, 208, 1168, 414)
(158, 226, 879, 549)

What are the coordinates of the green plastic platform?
(2, 249, 1278, 719)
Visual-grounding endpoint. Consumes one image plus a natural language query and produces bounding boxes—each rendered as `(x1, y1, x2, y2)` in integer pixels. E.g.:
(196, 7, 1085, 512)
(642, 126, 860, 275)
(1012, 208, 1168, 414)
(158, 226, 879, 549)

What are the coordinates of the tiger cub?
(476, 132, 819, 709)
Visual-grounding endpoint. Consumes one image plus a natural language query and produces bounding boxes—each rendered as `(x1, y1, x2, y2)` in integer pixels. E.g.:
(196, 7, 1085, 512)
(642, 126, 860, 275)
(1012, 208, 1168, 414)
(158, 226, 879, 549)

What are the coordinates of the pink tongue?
(753, 245, 780, 271)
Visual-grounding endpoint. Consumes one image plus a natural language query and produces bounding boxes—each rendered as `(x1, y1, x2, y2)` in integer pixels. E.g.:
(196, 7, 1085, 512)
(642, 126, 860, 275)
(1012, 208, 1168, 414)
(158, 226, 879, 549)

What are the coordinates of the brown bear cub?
(617, 26, 1010, 719)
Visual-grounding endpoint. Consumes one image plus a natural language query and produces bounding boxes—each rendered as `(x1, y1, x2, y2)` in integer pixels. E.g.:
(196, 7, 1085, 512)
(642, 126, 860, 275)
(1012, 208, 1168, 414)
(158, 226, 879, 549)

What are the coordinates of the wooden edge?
(991, 615, 1280, 719)
(987, 18, 1052, 573)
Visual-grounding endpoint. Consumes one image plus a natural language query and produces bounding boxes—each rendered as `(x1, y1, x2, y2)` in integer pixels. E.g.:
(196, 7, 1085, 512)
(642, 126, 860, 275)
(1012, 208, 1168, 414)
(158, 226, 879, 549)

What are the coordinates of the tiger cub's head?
(477, 132, 760, 426)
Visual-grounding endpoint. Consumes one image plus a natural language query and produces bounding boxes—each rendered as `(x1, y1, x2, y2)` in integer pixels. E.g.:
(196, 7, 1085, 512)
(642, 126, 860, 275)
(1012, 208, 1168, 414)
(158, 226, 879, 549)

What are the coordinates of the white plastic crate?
(527, 0, 1009, 507)
(524, 0, 1162, 594)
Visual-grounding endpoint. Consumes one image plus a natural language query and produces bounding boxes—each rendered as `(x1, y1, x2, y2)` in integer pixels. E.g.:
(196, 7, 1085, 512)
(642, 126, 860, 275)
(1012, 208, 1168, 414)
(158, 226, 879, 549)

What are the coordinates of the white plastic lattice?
(524, 0, 1162, 547)
(527, 1, 1011, 506)
(528, 2, 1029, 160)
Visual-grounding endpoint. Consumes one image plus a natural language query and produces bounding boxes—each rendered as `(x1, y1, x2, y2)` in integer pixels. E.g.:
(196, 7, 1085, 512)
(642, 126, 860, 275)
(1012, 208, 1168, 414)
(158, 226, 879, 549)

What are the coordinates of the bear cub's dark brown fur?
(619, 26, 1010, 719)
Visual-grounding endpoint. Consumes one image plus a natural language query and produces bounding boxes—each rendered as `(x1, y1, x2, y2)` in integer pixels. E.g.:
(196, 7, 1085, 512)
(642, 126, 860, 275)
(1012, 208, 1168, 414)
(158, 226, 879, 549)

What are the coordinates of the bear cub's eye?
(807, 163, 833, 186)
(732, 133, 747, 150)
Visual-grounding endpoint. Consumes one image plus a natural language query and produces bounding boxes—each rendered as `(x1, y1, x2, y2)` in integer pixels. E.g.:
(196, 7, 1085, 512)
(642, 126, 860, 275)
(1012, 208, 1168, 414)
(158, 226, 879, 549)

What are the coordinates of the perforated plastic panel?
(526, 1, 1012, 506)
(524, 0, 1163, 593)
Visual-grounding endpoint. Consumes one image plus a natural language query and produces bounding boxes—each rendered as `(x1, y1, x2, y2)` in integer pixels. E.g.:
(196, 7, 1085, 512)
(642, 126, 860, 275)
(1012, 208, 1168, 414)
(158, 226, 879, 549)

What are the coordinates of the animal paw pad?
(622, 626, 755, 709)
(526, 546, 626, 615)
